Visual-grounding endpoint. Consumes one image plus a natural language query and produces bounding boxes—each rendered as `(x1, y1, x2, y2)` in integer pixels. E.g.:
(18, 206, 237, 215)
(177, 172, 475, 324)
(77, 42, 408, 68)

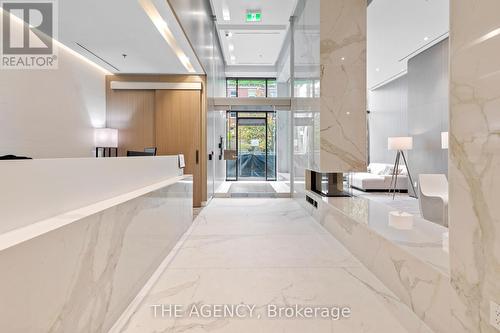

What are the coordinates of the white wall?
(407, 39, 449, 177)
(0, 42, 106, 158)
(368, 39, 449, 178)
(368, 75, 408, 164)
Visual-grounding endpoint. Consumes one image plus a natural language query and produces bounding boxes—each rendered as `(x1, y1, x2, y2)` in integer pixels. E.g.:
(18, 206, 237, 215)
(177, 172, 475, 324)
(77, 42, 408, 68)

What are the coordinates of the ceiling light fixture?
(222, 6, 231, 21)
(226, 31, 233, 38)
(138, 0, 196, 73)
(228, 44, 234, 52)
(376, 67, 380, 72)
(424, 36, 429, 41)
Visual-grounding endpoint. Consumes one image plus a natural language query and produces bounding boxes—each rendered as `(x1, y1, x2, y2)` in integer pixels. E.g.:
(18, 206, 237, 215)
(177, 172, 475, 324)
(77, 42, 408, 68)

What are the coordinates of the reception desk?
(0, 157, 193, 333)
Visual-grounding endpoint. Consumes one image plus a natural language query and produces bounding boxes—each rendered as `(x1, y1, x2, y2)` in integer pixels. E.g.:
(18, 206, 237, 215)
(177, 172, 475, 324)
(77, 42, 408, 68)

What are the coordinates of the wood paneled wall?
(106, 75, 207, 207)
(155, 90, 202, 205)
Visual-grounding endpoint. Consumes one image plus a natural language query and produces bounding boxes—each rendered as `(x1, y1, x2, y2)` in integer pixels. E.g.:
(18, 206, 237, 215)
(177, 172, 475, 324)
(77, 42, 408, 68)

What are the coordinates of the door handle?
(196, 150, 199, 164)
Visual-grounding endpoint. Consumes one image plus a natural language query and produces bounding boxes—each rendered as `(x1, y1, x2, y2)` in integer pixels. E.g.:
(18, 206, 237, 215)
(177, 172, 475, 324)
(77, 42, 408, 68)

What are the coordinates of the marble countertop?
(314, 192, 450, 276)
(0, 175, 191, 252)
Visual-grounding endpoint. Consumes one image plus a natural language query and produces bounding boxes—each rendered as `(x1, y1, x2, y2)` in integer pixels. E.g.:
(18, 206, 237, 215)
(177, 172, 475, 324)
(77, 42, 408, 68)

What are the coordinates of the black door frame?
(226, 111, 277, 181)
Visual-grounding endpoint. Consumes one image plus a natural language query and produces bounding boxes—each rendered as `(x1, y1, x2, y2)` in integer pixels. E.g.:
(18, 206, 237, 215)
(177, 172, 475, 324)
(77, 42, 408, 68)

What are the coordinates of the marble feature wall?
(303, 191, 452, 333)
(449, 1, 500, 332)
(292, 0, 367, 196)
(319, 0, 367, 172)
(0, 179, 192, 333)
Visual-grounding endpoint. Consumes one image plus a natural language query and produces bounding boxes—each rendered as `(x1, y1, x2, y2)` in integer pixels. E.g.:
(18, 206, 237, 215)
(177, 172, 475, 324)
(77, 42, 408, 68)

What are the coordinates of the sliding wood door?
(155, 90, 202, 207)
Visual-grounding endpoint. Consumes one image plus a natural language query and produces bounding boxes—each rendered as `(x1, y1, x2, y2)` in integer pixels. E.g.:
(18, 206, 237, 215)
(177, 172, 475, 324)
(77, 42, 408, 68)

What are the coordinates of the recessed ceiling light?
(222, 7, 231, 21)
(424, 36, 429, 41)
(139, 0, 196, 73)
(228, 44, 234, 52)
(230, 55, 236, 61)
(341, 57, 345, 61)
(376, 67, 380, 72)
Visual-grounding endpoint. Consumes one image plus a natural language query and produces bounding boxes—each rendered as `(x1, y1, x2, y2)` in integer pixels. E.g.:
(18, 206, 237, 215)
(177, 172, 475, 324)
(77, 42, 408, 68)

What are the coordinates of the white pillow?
(368, 163, 387, 175)
(383, 165, 407, 176)
(382, 165, 395, 175)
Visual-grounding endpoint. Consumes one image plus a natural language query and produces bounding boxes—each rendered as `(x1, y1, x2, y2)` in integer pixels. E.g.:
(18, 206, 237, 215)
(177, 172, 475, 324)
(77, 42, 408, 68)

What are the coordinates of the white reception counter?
(0, 156, 193, 333)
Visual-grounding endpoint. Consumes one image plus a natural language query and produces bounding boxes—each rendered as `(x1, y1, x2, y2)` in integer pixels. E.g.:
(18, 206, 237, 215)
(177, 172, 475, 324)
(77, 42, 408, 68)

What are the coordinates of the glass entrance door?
(226, 111, 276, 181)
(238, 117, 266, 180)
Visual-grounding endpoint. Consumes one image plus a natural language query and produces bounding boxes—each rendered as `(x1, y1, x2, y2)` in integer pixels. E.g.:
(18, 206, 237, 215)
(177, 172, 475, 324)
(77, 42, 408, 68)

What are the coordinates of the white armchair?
(418, 174, 448, 227)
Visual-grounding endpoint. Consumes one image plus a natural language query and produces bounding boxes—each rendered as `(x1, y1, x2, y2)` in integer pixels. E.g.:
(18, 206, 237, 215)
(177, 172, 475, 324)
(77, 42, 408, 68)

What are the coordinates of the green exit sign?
(246, 11, 261, 22)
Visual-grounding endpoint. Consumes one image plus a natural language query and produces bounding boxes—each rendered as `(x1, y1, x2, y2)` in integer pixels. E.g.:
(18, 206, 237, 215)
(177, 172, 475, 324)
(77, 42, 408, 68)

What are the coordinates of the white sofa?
(350, 163, 408, 191)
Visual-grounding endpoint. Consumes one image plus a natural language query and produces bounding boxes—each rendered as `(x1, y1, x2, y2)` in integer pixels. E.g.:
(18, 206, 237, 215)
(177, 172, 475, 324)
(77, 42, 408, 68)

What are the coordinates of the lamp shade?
(388, 136, 413, 150)
(94, 128, 118, 148)
(441, 132, 449, 149)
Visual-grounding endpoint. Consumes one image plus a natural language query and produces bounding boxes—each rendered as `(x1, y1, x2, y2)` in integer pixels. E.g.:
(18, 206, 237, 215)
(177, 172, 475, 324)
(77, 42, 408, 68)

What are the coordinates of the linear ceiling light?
(0, 7, 111, 74)
(138, 0, 196, 73)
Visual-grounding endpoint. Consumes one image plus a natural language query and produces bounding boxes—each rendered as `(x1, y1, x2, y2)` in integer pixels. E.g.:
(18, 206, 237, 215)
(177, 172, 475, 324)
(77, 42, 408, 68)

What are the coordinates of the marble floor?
(113, 198, 432, 333)
(215, 181, 290, 198)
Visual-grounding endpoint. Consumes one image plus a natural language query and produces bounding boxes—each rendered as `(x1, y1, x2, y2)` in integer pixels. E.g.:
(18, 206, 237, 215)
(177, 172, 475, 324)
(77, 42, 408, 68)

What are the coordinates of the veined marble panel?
(0, 178, 192, 333)
(292, 0, 367, 200)
(450, 1, 500, 332)
(303, 191, 452, 333)
(319, 0, 367, 172)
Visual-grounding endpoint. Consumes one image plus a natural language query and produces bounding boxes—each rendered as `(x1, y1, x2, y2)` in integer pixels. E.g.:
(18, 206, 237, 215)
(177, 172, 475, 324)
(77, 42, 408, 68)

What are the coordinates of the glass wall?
(226, 112, 237, 180)
(294, 79, 320, 98)
(226, 79, 237, 98)
(266, 112, 276, 180)
(226, 78, 278, 98)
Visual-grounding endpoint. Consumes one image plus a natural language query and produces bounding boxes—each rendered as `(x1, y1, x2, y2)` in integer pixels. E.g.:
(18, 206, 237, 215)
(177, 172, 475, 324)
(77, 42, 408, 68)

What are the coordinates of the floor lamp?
(388, 137, 417, 199)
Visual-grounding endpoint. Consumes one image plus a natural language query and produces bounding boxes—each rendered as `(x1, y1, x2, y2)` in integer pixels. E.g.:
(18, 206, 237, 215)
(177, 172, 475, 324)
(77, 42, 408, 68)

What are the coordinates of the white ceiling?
(368, 0, 449, 89)
(57, 0, 449, 83)
(211, 0, 298, 67)
(58, 0, 204, 74)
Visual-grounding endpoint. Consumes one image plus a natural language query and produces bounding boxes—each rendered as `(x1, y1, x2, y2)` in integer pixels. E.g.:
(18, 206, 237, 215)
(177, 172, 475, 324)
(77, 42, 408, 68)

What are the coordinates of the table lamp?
(94, 128, 118, 157)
